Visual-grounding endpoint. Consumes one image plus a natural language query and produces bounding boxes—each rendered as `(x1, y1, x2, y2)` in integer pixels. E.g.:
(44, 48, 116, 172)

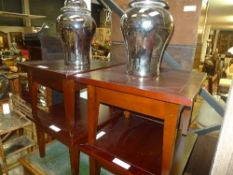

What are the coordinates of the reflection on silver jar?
(121, 0, 174, 77)
(57, 0, 96, 67)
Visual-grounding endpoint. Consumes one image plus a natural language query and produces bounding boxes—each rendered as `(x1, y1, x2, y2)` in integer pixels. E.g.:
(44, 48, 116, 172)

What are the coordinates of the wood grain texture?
(18, 58, 125, 175)
(74, 65, 206, 107)
(74, 65, 205, 175)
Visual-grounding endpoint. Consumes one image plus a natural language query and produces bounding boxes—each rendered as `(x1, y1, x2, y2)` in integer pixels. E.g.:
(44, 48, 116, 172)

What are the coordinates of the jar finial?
(129, 0, 169, 9)
(62, 0, 88, 12)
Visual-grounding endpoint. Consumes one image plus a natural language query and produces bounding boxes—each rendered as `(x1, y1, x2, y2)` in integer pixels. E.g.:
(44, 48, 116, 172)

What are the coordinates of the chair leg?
(90, 157, 100, 175)
(36, 127, 46, 157)
(69, 144, 80, 175)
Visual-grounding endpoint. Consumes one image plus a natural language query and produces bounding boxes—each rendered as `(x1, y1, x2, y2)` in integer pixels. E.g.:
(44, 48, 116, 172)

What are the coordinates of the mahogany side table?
(18, 58, 125, 175)
(74, 65, 206, 175)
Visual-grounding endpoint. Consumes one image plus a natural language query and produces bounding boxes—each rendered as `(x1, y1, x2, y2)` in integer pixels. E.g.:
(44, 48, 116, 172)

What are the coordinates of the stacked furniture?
(19, 43, 206, 174)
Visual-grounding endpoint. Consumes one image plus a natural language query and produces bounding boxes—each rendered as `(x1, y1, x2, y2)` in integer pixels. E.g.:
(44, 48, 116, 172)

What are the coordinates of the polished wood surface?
(19, 59, 125, 91)
(74, 65, 206, 175)
(34, 100, 118, 146)
(19, 59, 124, 77)
(74, 65, 206, 106)
(81, 113, 163, 175)
(18, 57, 125, 175)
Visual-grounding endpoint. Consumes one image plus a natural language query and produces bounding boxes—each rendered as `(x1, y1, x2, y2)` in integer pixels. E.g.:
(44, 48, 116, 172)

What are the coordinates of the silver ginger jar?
(56, 0, 96, 66)
(121, 0, 174, 77)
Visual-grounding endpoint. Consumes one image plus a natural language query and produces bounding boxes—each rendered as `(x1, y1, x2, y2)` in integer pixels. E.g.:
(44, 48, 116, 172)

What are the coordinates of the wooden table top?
(18, 43, 127, 79)
(18, 58, 125, 79)
(74, 65, 206, 106)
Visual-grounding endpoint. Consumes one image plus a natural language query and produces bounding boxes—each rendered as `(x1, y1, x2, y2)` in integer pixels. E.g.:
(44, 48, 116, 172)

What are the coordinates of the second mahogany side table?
(74, 65, 206, 175)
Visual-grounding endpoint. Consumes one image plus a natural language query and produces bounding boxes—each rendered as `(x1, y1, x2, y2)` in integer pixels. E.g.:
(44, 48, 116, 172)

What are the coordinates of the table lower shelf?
(81, 114, 163, 175)
(33, 99, 121, 145)
(19, 133, 197, 175)
(80, 114, 198, 175)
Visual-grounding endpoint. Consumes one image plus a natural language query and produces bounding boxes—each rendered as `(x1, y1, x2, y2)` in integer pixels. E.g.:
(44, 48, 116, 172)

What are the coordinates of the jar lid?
(129, 0, 169, 9)
(61, 0, 89, 12)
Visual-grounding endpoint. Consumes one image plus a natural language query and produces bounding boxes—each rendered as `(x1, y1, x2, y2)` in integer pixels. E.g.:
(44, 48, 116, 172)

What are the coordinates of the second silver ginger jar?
(121, 0, 174, 77)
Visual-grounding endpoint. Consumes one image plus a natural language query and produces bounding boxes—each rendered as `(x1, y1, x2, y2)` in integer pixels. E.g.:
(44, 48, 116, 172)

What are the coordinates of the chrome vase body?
(121, 0, 174, 77)
(56, 0, 96, 66)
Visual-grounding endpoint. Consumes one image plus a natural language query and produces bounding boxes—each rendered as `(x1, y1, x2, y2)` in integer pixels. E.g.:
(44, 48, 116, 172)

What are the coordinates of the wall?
(0, 0, 64, 48)
(110, 0, 127, 42)
(111, 12, 123, 42)
(193, 1, 209, 69)
(167, 0, 203, 45)
(30, 0, 64, 27)
(161, 0, 207, 70)
(0, 0, 23, 26)
(0, 0, 63, 27)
